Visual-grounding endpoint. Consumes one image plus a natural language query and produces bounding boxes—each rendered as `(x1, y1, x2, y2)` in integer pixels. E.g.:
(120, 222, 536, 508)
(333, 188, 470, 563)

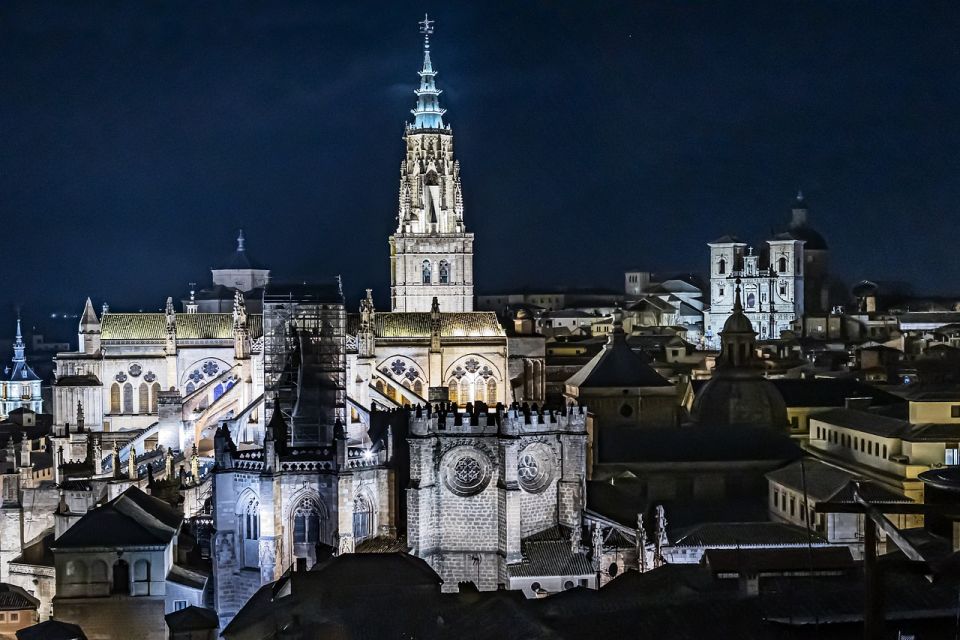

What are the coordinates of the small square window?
(174, 600, 188, 611)
(9, 612, 17, 622)
(952, 406, 960, 418)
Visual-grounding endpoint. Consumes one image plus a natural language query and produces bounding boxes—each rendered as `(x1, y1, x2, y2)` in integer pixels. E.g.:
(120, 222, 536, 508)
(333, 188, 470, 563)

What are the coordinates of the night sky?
(3, 1, 960, 329)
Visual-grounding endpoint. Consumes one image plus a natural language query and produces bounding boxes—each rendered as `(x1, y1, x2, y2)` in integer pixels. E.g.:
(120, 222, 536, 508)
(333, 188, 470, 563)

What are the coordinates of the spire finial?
(411, 14, 446, 129)
(419, 13, 434, 49)
(237, 229, 246, 252)
(733, 278, 744, 312)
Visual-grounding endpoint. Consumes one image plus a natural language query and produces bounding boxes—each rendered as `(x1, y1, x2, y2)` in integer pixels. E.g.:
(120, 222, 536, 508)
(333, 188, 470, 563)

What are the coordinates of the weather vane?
(419, 13, 434, 49)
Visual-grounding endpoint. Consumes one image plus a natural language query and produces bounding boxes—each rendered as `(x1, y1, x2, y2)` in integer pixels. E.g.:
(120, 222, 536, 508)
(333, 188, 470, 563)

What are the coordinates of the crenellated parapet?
(409, 401, 587, 437)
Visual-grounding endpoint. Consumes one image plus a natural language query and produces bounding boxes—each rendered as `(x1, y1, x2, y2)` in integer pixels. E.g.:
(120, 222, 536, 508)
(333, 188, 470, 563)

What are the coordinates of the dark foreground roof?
(165, 605, 219, 632)
(16, 620, 87, 640)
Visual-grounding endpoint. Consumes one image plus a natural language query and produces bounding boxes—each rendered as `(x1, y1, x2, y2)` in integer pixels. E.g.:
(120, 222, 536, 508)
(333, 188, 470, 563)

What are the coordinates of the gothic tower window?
(486, 378, 497, 405)
(439, 260, 449, 284)
(293, 498, 324, 545)
(353, 495, 373, 542)
(447, 379, 459, 406)
(414, 379, 424, 397)
(718, 257, 726, 274)
(138, 383, 148, 414)
(241, 496, 259, 569)
(150, 382, 160, 413)
(122, 383, 134, 414)
(422, 260, 432, 284)
(110, 383, 121, 413)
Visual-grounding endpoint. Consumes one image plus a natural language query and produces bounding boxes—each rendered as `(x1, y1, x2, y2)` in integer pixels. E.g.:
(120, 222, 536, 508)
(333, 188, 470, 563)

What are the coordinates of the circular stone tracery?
(441, 447, 492, 497)
(517, 444, 555, 494)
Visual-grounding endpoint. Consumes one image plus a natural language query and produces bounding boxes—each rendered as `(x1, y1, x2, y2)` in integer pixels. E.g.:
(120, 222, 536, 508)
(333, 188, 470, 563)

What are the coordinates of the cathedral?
(23, 15, 585, 632)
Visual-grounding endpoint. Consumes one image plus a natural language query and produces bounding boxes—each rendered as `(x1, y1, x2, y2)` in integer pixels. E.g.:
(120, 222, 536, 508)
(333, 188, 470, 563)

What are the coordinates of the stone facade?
(407, 404, 587, 593)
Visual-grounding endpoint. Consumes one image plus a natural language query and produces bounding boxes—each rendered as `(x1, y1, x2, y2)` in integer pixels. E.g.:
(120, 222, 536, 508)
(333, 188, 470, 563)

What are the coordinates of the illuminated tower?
(390, 14, 474, 312)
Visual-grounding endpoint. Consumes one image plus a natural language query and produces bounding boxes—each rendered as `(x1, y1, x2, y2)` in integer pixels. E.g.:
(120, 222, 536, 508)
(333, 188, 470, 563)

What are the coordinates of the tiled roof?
(566, 332, 672, 389)
(672, 522, 827, 548)
(0, 583, 39, 611)
(373, 312, 505, 339)
(704, 546, 854, 574)
(507, 527, 594, 578)
(809, 407, 910, 438)
(52, 486, 181, 549)
(766, 458, 912, 503)
(101, 313, 262, 341)
(4, 360, 40, 382)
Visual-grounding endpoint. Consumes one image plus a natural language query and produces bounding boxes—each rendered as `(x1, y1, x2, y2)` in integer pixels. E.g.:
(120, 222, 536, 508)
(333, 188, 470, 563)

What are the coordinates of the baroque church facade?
(23, 15, 589, 631)
(703, 193, 828, 347)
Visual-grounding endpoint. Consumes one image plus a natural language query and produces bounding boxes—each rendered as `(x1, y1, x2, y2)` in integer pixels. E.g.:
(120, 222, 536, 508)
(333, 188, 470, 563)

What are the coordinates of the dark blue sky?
(3, 1, 960, 325)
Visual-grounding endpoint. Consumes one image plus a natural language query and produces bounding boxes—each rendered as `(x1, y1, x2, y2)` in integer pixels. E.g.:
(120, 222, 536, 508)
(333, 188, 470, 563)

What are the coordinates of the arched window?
(65, 560, 87, 584)
(244, 499, 259, 541)
(448, 379, 459, 406)
(353, 495, 373, 542)
(110, 384, 121, 413)
(718, 258, 726, 274)
(422, 260, 432, 284)
(778, 256, 787, 273)
(746, 292, 756, 308)
(90, 560, 108, 584)
(150, 382, 160, 412)
(122, 383, 134, 413)
(112, 559, 130, 595)
(374, 379, 385, 395)
(293, 498, 324, 545)
(439, 260, 449, 284)
(486, 378, 497, 405)
(414, 379, 424, 397)
(186, 381, 195, 395)
(138, 383, 148, 414)
(213, 383, 224, 401)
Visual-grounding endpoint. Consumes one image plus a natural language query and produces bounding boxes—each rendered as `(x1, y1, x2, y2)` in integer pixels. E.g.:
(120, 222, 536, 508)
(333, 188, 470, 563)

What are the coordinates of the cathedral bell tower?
(389, 14, 474, 312)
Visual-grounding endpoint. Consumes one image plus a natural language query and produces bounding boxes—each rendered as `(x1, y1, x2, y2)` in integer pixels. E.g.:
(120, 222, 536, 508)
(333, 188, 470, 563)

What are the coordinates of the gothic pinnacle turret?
(411, 14, 447, 130)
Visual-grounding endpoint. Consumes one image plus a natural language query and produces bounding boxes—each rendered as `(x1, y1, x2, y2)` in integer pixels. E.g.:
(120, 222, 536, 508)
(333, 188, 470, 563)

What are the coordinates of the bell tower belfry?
(389, 14, 474, 312)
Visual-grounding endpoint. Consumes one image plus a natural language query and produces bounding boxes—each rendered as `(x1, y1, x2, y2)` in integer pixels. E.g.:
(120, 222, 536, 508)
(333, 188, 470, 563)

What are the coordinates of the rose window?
(391, 359, 407, 376)
(202, 361, 220, 377)
(517, 446, 553, 493)
(114, 372, 127, 383)
(404, 368, 420, 381)
(128, 364, 142, 377)
(442, 449, 491, 497)
(455, 458, 482, 485)
(464, 358, 480, 374)
(143, 371, 156, 383)
(188, 370, 204, 384)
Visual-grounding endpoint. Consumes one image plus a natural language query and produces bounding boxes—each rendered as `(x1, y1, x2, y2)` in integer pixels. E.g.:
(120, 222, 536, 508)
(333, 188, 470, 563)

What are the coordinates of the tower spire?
(411, 14, 447, 130)
(12, 312, 24, 363)
(237, 229, 246, 252)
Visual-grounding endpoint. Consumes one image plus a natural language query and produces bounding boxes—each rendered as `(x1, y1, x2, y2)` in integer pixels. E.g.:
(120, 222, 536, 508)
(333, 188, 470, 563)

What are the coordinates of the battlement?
(409, 401, 587, 437)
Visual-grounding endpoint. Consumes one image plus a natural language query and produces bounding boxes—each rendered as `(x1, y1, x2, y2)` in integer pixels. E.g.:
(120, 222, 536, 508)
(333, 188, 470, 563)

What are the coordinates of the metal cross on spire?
(419, 13, 434, 49)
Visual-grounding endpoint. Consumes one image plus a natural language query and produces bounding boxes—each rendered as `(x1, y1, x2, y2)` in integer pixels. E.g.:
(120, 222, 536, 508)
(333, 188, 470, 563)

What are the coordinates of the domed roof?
(691, 369, 789, 430)
(722, 307, 756, 335)
(785, 225, 828, 251)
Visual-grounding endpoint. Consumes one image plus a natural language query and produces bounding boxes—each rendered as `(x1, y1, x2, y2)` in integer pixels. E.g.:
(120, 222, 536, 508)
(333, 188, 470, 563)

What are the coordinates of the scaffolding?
(262, 278, 346, 446)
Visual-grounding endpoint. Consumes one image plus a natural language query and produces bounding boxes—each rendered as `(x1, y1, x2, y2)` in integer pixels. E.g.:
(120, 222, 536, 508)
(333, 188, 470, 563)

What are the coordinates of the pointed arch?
(353, 493, 374, 542)
(439, 260, 450, 284)
(486, 378, 498, 405)
(150, 382, 160, 412)
(122, 383, 134, 413)
(110, 383, 121, 413)
(422, 260, 432, 284)
(138, 383, 149, 414)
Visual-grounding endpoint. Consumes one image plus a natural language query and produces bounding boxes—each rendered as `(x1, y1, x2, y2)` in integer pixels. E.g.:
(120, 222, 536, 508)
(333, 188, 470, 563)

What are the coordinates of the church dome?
(690, 369, 788, 430)
(721, 306, 756, 335)
(693, 280, 788, 430)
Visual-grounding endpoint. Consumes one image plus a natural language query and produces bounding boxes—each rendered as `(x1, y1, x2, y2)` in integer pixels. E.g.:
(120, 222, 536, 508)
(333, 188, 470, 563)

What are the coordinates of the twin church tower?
(389, 15, 474, 312)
